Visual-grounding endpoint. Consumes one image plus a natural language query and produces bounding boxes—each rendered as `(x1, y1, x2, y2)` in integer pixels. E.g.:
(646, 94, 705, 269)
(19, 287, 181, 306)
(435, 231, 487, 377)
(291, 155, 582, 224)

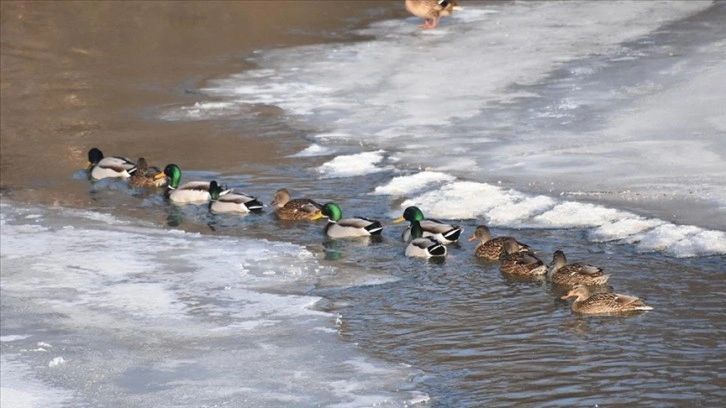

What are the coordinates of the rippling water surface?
(2, 1, 725, 407)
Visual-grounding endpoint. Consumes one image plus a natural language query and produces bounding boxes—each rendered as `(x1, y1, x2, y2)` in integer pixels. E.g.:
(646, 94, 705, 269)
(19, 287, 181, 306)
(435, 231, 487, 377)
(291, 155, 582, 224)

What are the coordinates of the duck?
(467, 225, 530, 260)
(405, 220, 447, 258)
(549, 250, 610, 287)
(208, 180, 263, 214)
(128, 157, 167, 189)
(161, 163, 221, 204)
(405, 0, 461, 29)
(561, 284, 654, 315)
(87, 147, 137, 181)
(270, 188, 323, 221)
(393, 206, 462, 244)
(499, 238, 547, 277)
(315, 202, 383, 238)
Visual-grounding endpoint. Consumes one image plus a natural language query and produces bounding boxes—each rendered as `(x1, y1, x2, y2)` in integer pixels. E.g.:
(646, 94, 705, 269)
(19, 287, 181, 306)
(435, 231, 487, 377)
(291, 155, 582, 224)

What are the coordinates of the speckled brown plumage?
(468, 225, 530, 260)
(549, 250, 609, 287)
(128, 157, 167, 189)
(561, 285, 654, 315)
(499, 238, 547, 277)
(270, 188, 323, 221)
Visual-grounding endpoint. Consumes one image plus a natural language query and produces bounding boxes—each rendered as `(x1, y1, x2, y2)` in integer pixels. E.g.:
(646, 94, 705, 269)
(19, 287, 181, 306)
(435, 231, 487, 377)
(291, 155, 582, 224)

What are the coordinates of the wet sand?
(0, 0, 401, 207)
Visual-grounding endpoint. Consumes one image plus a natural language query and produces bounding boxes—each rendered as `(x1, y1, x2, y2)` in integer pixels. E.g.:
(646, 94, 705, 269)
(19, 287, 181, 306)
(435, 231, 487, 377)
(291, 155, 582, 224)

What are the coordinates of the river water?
(2, 1, 725, 407)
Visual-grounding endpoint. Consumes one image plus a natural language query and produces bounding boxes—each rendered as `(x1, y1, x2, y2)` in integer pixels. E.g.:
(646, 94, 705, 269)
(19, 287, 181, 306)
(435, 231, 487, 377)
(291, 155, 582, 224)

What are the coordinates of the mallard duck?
(499, 238, 547, 277)
(208, 180, 263, 214)
(561, 284, 654, 315)
(270, 188, 323, 221)
(405, 0, 461, 29)
(162, 164, 220, 204)
(467, 225, 530, 260)
(549, 250, 610, 287)
(315, 202, 383, 238)
(87, 147, 137, 181)
(405, 220, 447, 258)
(393, 206, 462, 244)
(128, 157, 167, 189)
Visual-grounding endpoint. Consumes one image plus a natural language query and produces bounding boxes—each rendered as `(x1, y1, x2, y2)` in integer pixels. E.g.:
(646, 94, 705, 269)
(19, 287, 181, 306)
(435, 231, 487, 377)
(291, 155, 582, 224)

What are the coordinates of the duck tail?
(366, 221, 384, 235)
(245, 199, 264, 212)
(443, 227, 462, 242)
(428, 243, 447, 257)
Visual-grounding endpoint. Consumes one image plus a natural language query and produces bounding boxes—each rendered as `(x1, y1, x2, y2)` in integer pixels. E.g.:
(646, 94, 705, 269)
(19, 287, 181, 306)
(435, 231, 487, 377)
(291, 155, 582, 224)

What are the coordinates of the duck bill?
(467, 233, 477, 242)
(153, 172, 167, 180)
(309, 211, 324, 221)
(560, 292, 575, 300)
(392, 216, 405, 224)
(86, 161, 93, 170)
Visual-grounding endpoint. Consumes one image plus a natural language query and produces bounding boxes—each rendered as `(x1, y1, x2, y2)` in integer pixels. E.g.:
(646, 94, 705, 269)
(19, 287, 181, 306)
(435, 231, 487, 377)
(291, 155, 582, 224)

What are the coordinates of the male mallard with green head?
(405, 0, 461, 29)
(468, 224, 530, 260)
(315, 202, 383, 238)
(270, 188, 323, 221)
(561, 285, 654, 315)
(405, 219, 447, 258)
(549, 250, 610, 287)
(161, 164, 222, 204)
(209, 180, 263, 214)
(499, 238, 547, 277)
(393, 206, 462, 244)
(87, 147, 137, 181)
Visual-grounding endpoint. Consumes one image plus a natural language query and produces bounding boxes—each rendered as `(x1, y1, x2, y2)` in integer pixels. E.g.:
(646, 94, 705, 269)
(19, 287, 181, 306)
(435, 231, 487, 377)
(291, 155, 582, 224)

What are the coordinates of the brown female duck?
(499, 238, 547, 277)
(561, 284, 654, 315)
(468, 225, 530, 260)
(549, 250, 609, 287)
(128, 157, 167, 189)
(270, 188, 323, 221)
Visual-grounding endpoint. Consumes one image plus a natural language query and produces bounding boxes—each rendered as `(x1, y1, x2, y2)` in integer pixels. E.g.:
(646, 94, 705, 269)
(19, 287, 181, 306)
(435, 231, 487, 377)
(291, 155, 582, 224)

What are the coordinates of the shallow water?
(2, 1, 725, 407)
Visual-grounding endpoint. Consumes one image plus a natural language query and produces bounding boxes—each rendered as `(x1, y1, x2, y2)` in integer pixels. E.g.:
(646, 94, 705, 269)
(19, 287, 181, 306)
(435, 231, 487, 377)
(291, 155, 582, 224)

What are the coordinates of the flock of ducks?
(466, 226, 653, 314)
(87, 147, 654, 316)
(377, 1, 652, 316)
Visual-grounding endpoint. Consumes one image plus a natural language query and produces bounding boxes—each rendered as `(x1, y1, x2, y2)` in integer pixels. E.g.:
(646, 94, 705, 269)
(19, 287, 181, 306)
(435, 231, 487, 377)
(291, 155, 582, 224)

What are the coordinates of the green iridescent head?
(163, 164, 182, 189)
(394, 206, 425, 224)
(321, 202, 343, 222)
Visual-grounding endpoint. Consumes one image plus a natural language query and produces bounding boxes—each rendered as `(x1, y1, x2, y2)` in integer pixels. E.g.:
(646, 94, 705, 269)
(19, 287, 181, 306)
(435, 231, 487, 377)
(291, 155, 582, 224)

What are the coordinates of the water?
(2, 1, 726, 407)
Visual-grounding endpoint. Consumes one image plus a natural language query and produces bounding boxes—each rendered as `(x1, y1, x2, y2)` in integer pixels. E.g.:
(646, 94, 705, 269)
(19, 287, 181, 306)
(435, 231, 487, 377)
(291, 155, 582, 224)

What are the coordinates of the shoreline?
(0, 0, 402, 208)
(1, 1, 721, 233)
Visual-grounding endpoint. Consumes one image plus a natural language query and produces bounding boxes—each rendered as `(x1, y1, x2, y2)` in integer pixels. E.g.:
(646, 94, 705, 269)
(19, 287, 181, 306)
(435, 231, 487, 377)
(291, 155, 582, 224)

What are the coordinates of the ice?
(1, 356, 75, 408)
(48, 357, 65, 367)
(0, 335, 32, 342)
(166, 1, 724, 234)
(290, 143, 336, 157)
(315, 150, 392, 178)
(589, 218, 666, 242)
(389, 174, 725, 257)
(373, 171, 456, 196)
(0, 201, 423, 406)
